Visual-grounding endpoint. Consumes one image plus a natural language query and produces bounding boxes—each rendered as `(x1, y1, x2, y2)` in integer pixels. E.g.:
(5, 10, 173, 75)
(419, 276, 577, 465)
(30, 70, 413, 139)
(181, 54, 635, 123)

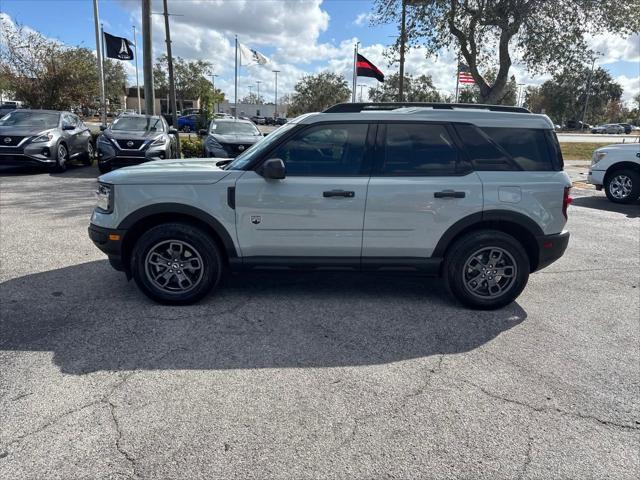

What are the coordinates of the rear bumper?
(88, 223, 127, 271)
(535, 231, 570, 271)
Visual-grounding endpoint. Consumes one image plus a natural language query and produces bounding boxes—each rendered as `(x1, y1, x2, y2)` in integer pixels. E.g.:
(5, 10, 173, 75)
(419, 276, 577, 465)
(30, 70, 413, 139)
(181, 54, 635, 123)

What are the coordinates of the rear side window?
(481, 127, 554, 171)
(380, 123, 458, 176)
(454, 124, 517, 171)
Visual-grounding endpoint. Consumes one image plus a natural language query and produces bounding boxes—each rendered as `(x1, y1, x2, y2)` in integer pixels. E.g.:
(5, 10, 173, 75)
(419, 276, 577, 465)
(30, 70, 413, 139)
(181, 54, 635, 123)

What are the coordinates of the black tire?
(53, 143, 68, 173)
(444, 230, 530, 310)
(98, 162, 111, 174)
(604, 169, 640, 204)
(131, 223, 223, 305)
(81, 142, 94, 166)
(182, 125, 191, 133)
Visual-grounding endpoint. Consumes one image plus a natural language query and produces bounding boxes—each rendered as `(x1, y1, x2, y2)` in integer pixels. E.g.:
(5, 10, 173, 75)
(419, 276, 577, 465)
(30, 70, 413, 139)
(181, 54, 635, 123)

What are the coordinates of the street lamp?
(256, 80, 262, 114)
(272, 70, 280, 119)
(211, 73, 219, 113)
(358, 84, 366, 102)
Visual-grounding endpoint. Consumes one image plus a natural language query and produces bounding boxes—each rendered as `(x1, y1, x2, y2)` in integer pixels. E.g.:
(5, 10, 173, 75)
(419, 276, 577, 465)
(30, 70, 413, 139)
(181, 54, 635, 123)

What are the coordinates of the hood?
(106, 130, 162, 140)
(210, 133, 261, 145)
(597, 143, 640, 152)
(0, 126, 52, 137)
(99, 158, 232, 185)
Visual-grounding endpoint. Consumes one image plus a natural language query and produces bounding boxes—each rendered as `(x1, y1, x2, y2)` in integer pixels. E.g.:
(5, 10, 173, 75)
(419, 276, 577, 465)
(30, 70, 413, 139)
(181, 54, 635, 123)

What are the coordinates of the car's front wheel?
(444, 230, 530, 310)
(81, 142, 94, 166)
(52, 143, 68, 172)
(605, 169, 640, 204)
(131, 223, 223, 304)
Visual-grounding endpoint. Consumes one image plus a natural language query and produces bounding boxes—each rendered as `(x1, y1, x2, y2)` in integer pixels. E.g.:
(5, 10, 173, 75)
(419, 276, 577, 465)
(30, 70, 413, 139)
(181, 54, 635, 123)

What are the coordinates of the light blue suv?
(89, 103, 572, 309)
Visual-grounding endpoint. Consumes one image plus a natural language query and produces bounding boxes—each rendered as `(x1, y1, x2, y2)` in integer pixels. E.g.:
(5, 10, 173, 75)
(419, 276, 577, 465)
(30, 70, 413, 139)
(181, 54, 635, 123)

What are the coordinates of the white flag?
(239, 43, 269, 66)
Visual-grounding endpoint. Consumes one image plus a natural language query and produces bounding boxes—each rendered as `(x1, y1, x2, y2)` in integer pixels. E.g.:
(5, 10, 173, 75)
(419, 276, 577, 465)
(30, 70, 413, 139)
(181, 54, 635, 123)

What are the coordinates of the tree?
(154, 55, 213, 111)
(240, 93, 265, 104)
(523, 67, 622, 125)
(288, 72, 351, 115)
(455, 69, 517, 105)
(103, 59, 127, 110)
(373, 0, 639, 104)
(368, 73, 446, 102)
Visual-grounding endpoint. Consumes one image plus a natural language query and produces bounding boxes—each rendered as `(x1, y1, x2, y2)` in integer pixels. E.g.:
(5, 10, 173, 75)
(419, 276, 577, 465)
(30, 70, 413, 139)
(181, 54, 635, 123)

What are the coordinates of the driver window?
(270, 123, 369, 176)
(62, 114, 76, 129)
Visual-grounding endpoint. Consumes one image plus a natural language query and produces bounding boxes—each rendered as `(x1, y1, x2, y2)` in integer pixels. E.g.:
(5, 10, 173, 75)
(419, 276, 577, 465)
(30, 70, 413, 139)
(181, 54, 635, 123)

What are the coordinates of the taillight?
(563, 186, 573, 219)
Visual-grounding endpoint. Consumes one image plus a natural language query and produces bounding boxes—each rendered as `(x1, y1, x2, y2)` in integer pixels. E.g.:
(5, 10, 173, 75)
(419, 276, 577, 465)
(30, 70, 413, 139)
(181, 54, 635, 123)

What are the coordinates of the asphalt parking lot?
(1, 164, 638, 479)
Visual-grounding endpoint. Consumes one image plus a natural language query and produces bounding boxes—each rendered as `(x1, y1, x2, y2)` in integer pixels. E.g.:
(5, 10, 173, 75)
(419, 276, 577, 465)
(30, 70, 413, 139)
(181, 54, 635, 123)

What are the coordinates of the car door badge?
(251, 215, 261, 225)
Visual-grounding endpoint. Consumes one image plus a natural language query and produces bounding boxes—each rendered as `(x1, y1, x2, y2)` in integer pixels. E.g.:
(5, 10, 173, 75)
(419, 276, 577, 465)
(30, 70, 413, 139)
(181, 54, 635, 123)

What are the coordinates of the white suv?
(588, 142, 640, 203)
(89, 103, 572, 309)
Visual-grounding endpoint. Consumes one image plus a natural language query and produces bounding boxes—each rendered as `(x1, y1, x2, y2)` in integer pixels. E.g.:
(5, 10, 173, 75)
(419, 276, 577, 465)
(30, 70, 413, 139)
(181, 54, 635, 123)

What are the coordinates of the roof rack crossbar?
(323, 102, 531, 114)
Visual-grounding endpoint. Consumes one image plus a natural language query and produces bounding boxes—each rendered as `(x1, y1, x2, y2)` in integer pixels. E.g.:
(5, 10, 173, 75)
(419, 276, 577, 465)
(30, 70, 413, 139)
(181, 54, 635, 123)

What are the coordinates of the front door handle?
(434, 190, 466, 199)
(323, 190, 355, 198)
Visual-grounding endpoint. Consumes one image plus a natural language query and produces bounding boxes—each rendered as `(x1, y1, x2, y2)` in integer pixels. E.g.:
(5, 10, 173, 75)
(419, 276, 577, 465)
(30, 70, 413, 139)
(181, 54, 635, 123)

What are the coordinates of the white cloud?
(354, 12, 373, 26)
(617, 74, 640, 105)
(586, 32, 640, 64)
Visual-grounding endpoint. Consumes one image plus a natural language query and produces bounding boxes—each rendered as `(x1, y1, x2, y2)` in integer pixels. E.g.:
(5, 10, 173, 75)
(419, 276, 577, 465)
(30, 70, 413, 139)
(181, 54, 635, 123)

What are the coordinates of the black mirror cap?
(168, 127, 178, 135)
(62, 124, 75, 130)
(198, 129, 207, 136)
(260, 158, 286, 180)
(99, 125, 107, 131)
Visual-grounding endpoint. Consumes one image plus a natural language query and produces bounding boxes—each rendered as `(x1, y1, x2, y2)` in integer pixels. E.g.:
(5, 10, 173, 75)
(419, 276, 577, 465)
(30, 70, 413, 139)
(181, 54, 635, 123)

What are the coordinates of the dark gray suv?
(201, 119, 263, 158)
(96, 114, 178, 173)
(0, 110, 93, 172)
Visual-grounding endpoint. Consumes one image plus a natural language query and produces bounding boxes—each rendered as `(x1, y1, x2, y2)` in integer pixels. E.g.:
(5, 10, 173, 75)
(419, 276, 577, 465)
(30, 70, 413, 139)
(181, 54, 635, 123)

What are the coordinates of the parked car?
(96, 114, 178, 174)
(618, 123, 633, 134)
(588, 142, 640, 203)
(250, 115, 266, 125)
(177, 114, 199, 133)
(0, 109, 93, 171)
(200, 118, 263, 158)
(182, 108, 201, 116)
(275, 117, 288, 125)
(591, 124, 624, 134)
(565, 120, 591, 130)
(89, 102, 572, 309)
(264, 116, 276, 126)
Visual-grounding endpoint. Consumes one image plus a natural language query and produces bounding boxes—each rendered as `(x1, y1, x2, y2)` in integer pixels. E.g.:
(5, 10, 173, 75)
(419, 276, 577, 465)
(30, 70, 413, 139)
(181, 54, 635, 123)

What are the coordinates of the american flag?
(458, 63, 475, 84)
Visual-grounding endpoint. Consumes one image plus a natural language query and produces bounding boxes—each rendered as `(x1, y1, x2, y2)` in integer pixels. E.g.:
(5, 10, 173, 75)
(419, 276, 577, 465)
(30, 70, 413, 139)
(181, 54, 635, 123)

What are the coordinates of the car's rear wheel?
(81, 142, 94, 166)
(182, 126, 191, 133)
(605, 169, 640, 204)
(444, 230, 530, 310)
(131, 223, 223, 305)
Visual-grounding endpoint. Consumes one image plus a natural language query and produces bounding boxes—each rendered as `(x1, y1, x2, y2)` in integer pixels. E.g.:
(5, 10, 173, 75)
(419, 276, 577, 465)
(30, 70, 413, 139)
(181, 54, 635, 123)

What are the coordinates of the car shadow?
(0, 163, 97, 178)
(0, 260, 527, 375)
(571, 195, 639, 218)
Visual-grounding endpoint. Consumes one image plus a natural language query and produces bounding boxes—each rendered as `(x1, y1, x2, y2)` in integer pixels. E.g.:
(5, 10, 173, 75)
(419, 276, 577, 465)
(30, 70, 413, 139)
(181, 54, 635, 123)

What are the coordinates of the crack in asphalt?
(516, 436, 534, 480)
(107, 400, 139, 479)
(462, 379, 639, 432)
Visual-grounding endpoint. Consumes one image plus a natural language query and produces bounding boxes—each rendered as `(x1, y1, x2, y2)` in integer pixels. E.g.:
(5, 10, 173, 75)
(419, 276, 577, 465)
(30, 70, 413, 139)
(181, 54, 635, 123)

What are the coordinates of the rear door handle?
(323, 190, 355, 198)
(434, 190, 466, 198)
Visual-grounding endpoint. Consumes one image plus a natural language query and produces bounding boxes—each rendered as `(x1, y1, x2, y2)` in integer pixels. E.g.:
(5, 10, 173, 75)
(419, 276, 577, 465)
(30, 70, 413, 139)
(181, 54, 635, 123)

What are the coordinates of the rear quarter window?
(480, 127, 555, 171)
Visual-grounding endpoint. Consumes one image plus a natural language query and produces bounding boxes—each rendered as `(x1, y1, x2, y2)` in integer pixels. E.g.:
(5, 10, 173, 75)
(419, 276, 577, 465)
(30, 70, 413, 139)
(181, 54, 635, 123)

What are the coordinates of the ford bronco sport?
(89, 103, 571, 309)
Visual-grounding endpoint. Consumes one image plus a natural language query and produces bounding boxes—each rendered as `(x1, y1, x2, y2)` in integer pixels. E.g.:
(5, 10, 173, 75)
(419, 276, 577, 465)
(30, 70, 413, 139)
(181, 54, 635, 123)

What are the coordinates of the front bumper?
(0, 153, 56, 168)
(535, 231, 570, 271)
(587, 169, 605, 187)
(97, 141, 169, 170)
(89, 223, 127, 271)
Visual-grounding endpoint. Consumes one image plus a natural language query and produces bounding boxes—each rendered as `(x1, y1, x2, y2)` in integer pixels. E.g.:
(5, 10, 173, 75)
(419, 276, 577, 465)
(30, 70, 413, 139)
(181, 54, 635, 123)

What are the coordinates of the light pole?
(211, 73, 218, 113)
(517, 83, 525, 107)
(272, 70, 280, 119)
(132, 25, 141, 114)
(256, 80, 262, 114)
(248, 85, 254, 100)
(358, 84, 366, 102)
(142, 0, 154, 115)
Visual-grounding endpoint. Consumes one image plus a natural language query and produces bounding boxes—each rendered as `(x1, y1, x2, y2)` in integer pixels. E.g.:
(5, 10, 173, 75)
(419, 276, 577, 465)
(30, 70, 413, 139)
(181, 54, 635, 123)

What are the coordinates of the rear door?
(234, 122, 374, 258)
(362, 122, 483, 259)
(61, 113, 79, 155)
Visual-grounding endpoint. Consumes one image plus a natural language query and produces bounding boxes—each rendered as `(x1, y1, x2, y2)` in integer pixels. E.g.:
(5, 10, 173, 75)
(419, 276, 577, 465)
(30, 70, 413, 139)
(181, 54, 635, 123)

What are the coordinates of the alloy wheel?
(144, 240, 204, 294)
(462, 247, 518, 299)
(609, 174, 632, 200)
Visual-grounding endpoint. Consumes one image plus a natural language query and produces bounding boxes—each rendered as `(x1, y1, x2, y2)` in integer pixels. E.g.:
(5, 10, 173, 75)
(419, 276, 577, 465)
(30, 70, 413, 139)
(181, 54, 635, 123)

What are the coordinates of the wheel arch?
(118, 203, 237, 270)
(604, 161, 640, 183)
(433, 211, 543, 272)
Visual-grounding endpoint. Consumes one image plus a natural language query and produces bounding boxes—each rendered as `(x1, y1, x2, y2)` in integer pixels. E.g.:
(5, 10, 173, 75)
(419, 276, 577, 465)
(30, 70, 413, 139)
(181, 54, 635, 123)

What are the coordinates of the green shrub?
(180, 137, 204, 158)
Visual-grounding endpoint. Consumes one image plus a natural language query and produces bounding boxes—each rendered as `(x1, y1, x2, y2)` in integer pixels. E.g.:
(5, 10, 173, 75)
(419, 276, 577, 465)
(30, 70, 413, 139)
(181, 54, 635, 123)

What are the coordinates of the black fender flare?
(432, 210, 544, 258)
(118, 203, 237, 257)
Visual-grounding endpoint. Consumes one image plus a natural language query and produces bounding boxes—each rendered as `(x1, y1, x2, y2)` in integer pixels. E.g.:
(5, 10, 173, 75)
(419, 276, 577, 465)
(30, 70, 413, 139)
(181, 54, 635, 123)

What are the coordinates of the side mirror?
(262, 132, 269, 137)
(168, 128, 178, 135)
(62, 124, 75, 130)
(198, 129, 207, 136)
(260, 158, 286, 180)
(99, 125, 107, 131)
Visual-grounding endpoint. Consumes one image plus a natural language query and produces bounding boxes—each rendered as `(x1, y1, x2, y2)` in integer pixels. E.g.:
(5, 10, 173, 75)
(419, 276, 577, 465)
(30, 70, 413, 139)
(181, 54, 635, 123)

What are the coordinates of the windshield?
(227, 122, 297, 170)
(0, 111, 59, 128)
(111, 117, 163, 132)
(211, 121, 260, 136)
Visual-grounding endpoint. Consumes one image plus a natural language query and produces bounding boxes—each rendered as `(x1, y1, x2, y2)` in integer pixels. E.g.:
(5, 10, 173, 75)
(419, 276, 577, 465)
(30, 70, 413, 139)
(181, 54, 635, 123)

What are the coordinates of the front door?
(234, 122, 374, 258)
(362, 122, 484, 259)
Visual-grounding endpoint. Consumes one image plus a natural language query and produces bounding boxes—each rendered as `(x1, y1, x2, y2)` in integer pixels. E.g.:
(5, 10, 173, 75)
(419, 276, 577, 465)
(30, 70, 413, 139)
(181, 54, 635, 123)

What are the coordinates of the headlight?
(95, 183, 113, 213)
(97, 136, 112, 146)
(151, 136, 166, 146)
(591, 151, 607, 166)
(32, 132, 54, 143)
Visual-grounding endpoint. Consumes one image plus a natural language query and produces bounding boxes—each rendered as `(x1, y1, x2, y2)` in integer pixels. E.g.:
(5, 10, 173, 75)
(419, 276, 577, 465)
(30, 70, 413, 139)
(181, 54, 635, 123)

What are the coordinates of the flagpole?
(92, 0, 106, 126)
(234, 35, 238, 119)
(352, 43, 358, 103)
(454, 51, 460, 103)
(133, 25, 141, 114)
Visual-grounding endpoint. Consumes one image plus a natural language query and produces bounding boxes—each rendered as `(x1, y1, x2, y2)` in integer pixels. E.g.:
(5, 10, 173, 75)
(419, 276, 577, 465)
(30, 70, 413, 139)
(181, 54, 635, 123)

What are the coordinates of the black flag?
(104, 32, 134, 60)
(356, 53, 384, 82)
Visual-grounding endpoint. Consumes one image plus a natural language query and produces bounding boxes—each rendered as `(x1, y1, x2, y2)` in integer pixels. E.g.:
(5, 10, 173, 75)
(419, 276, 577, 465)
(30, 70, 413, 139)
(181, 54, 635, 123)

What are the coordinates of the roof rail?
(323, 102, 531, 114)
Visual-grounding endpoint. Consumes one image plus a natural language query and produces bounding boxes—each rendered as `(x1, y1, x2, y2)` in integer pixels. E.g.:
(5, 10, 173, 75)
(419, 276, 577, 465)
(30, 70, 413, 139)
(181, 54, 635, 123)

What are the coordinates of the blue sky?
(1, 0, 638, 104)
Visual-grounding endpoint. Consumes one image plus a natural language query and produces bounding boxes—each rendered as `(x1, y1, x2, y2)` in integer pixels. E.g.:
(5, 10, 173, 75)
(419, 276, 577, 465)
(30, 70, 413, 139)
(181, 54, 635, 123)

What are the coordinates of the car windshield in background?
(227, 122, 297, 170)
(111, 117, 163, 132)
(0, 111, 59, 128)
(211, 121, 260, 136)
